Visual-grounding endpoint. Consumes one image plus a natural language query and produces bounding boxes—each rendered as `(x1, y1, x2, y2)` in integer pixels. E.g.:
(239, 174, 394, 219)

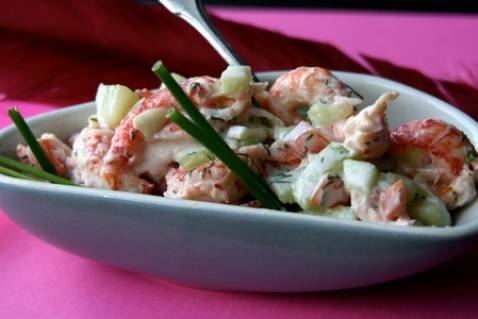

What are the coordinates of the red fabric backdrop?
(1, 0, 476, 117)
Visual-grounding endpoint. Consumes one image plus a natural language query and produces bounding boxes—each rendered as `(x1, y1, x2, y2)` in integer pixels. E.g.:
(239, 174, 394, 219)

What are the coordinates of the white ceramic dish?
(1, 71, 478, 292)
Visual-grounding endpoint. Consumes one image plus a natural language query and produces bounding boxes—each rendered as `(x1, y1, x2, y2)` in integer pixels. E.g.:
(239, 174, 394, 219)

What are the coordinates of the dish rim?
(1, 70, 478, 240)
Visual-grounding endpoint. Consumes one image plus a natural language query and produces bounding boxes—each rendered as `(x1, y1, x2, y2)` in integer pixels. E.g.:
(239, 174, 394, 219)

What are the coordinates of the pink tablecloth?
(212, 8, 478, 84)
(1, 2, 478, 318)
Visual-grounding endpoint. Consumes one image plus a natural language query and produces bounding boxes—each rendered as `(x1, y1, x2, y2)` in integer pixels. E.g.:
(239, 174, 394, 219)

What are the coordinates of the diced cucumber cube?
(179, 149, 215, 170)
(409, 182, 451, 227)
(293, 142, 351, 211)
(249, 108, 286, 129)
(343, 159, 378, 194)
(226, 125, 268, 142)
(267, 167, 304, 204)
(132, 108, 171, 140)
(96, 83, 139, 129)
(220, 66, 252, 96)
(270, 180, 295, 204)
(308, 101, 354, 127)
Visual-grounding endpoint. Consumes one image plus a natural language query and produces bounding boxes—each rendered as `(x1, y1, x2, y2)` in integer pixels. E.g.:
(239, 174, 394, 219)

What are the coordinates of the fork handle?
(160, 0, 247, 67)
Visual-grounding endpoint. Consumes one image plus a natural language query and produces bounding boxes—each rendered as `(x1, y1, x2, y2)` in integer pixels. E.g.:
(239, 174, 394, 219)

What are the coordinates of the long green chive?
(0, 155, 75, 186)
(0, 166, 37, 180)
(8, 108, 57, 175)
(152, 62, 219, 142)
(168, 111, 284, 210)
(153, 61, 283, 210)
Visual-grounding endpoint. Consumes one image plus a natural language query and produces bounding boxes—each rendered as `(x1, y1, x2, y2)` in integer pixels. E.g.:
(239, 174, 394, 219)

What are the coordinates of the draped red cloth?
(1, 1, 477, 318)
(1, 0, 476, 116)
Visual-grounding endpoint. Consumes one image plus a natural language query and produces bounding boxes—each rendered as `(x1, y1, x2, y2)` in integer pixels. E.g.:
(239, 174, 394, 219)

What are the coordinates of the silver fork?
(158, 0, 248, 66)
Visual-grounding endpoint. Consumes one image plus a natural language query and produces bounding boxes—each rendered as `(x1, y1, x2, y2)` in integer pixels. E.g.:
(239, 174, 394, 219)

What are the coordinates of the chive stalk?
(0, 166, 37, 180)
(152, 62, 219, 142)
(152, 61, 283, 210)
(8, 108, 58, 175)
(0, 155, 75, 185)
(169, 111, 283, 210)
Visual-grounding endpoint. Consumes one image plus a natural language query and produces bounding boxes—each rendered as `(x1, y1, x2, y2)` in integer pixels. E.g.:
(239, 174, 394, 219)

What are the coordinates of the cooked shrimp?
(351, 179, 412, 225)
(341, 92, 397, 160)
(439, 166, 476, 208)
(389, 118, 477, 209)
(16, 133, 72, 177)
(163, 142, 268, 204)
(379, 180, 408, 220)
(256, 67, 352, 125)
(71, 127, 152, 193)
(270, 121, 331, 166)
(105, 76, 251, 169)
(310, 173, 350, 208)
(134, 88, 159, 99)
(164, 161, 247, 204)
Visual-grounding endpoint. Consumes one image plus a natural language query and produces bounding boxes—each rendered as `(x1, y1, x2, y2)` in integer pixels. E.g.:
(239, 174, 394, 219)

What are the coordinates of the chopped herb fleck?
(467, 151, 476, 163)
(260, 142, 271, 157)
(269, 180, 291, 184)
(206, 152, 215, 161)
(130, 129, 137, 140)
(190, 82, 200, 91)
(298, 105, 309, 119)
(320, 192, 329, 206)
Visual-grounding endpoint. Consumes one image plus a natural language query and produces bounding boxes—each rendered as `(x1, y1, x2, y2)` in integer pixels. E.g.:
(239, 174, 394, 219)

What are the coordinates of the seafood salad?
(16, 66, 478, 227)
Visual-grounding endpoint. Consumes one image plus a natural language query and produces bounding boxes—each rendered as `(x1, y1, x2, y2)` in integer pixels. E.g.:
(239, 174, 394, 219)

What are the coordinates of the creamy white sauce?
(132, 137, 202, 179)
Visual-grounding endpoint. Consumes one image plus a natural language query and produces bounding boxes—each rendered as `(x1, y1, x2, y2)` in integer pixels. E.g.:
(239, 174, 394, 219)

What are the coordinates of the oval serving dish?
(1, 71, 478, 292)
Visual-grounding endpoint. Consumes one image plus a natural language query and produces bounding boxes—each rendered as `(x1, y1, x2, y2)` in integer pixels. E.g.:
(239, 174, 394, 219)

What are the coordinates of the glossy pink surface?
(1, 1, 478, 317)
(212, 8, 478, 83)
